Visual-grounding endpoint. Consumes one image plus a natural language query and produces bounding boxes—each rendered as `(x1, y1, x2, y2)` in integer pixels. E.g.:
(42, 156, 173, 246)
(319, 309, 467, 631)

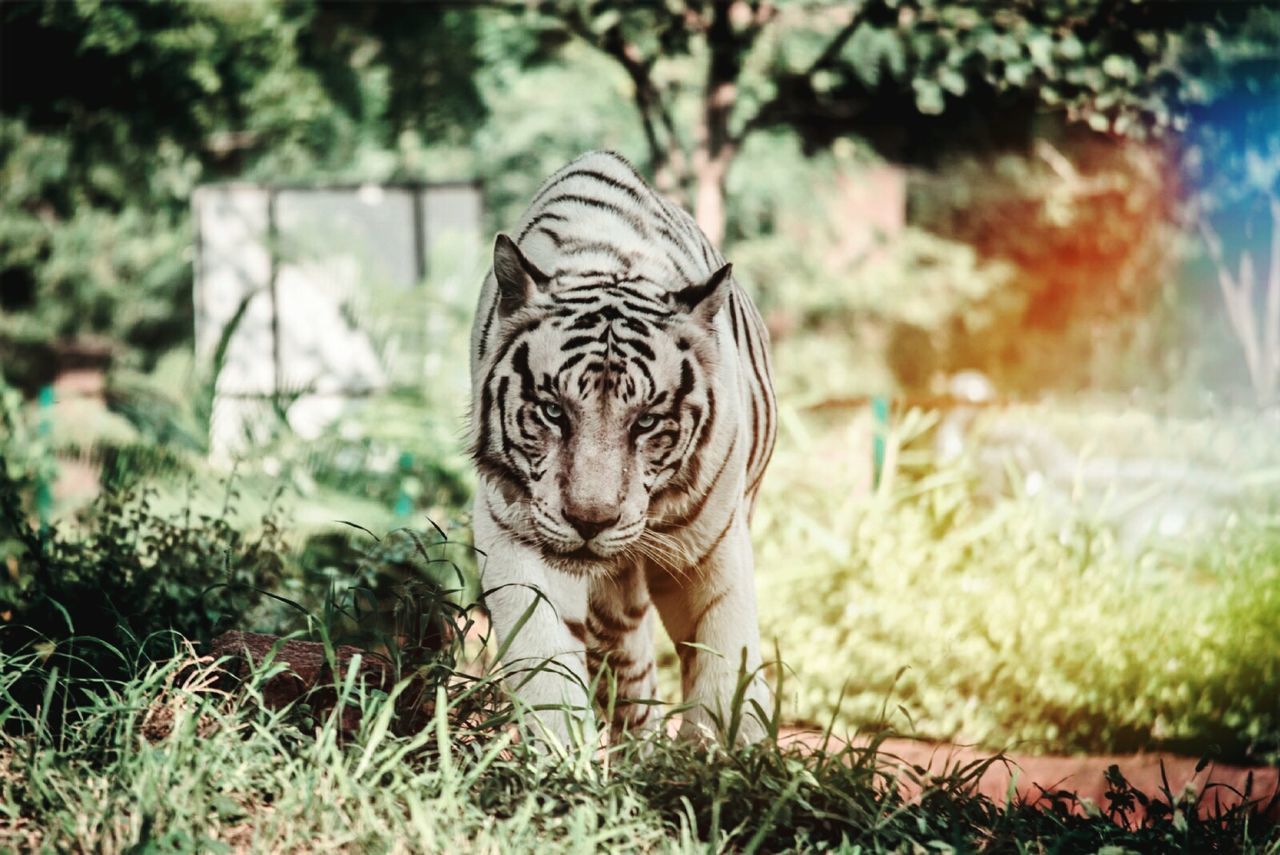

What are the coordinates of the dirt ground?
(779, 730, 1280, 821)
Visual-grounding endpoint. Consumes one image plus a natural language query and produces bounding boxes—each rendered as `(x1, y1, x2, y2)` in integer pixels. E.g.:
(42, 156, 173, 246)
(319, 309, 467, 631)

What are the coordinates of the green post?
(36, 384, 55, 531)
(394, 451, 414, 518)
(871, 395, 889, 489)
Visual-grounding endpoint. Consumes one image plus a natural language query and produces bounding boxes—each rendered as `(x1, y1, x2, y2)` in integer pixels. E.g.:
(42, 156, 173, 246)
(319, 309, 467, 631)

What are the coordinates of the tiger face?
(473, 235, 730, 572)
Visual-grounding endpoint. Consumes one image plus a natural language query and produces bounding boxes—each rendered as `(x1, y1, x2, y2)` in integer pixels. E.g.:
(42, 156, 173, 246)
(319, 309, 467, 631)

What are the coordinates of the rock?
(207, 631, 415, 736)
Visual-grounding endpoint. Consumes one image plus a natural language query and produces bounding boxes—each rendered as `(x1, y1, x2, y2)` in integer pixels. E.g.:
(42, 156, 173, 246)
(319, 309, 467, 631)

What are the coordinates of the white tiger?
(468, 151, 776, 744)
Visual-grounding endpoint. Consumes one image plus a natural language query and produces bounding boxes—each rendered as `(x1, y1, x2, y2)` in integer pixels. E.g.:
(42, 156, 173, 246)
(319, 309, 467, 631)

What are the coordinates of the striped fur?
(469, 151, 776, 743)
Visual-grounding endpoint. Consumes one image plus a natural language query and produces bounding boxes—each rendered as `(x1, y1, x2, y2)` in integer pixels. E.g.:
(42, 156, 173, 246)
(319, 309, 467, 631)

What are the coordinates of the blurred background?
(1, 0, 1278, 763)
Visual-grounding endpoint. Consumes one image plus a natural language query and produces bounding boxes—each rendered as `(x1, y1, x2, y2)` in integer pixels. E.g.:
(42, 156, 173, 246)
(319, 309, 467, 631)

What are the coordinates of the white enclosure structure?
(192, 181, 482, 459)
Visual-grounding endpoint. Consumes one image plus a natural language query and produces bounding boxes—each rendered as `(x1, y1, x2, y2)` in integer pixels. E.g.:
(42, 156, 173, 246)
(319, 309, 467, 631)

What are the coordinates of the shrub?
(753, 405, 1280, 763)
(0, 472, 285, 693)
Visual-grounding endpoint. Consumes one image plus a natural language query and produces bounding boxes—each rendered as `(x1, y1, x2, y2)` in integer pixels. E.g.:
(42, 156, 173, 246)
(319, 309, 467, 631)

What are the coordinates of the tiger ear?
(493, 234, 550, 317)
(670, 263, 732, 326)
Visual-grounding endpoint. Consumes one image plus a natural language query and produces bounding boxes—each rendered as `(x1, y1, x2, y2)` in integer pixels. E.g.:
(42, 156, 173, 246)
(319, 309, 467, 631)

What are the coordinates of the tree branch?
(545, 3, 685, 193)
(735, 1, 868, 145)
(1200, 217, 1266, 399)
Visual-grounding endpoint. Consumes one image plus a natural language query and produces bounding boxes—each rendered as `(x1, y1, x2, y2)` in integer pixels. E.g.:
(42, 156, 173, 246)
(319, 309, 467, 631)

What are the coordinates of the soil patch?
(781, 730, 1280, 821)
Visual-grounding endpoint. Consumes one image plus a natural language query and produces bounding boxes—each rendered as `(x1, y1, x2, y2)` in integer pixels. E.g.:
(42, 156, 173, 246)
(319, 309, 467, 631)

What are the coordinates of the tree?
(515, 0, 1271, 246)
(506, 0, 1187, 243)
(0, 0, 484, 369)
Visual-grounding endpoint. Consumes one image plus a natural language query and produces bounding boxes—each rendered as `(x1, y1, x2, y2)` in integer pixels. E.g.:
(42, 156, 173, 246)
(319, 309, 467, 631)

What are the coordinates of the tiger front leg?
(652, 514, 772, 744)
(587, 564, 661, 737)
(474, 505, 592, 748)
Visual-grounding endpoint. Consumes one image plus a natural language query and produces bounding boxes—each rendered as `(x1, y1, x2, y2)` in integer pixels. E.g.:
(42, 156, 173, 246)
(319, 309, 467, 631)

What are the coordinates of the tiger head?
(472, 234, 731, 572)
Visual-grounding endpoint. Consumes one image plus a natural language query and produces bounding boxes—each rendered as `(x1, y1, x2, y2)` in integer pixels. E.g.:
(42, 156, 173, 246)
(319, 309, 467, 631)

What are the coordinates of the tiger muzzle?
(561, 436, 629, 544)
(561, 507, 621, 541)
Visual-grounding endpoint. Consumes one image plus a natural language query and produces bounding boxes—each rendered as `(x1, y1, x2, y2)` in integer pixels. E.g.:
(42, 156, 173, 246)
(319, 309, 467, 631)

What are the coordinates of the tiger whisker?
(635, 526, 694, 579)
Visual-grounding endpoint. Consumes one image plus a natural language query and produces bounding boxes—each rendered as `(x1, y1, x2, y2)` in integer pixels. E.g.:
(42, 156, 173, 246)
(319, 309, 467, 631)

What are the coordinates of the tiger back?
(469, 151, 776, 743)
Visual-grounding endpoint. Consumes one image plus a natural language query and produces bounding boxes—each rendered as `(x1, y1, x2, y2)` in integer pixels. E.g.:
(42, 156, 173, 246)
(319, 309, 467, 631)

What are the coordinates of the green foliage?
(0, 643, 1275, 851)
(0, 379, 56, 521)
(748, 224, 1019, 397)
(730, 132, 1177, 399)
(467, 35, 648, 234)
(0, 0, 484, 367)
(753, 405, 1280, 764)
(911, 135, 1184, 393)
(0, 473, 285, 687)
(525, 1, 1277, 166)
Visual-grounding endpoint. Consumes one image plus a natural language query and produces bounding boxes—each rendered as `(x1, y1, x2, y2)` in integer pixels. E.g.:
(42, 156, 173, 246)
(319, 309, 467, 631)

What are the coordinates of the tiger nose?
(563, 507, 620, 541)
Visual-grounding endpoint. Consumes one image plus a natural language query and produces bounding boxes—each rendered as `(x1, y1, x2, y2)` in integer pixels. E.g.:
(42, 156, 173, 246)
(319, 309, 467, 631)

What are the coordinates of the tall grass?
(753, 404, 1280, 763)
(3, 624, 1276, 852)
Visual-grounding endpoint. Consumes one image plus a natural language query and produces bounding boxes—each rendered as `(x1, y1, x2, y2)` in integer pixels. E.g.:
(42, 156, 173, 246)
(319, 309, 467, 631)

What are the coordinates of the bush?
(0, 473, 285, 691)
(753, 405, 1280, 763)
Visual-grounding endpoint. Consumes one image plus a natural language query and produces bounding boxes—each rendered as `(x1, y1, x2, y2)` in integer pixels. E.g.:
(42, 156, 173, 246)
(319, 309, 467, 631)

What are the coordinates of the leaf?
(1004, 61, 1032, 88)
(1102, 54, 1136, 81)
(1027, 33, 1055, 72)
(913, 79, 945, 115)
(938, 68, 967, 97)
(1057, 33, 1084, 61)
(589, 9, 622, 36)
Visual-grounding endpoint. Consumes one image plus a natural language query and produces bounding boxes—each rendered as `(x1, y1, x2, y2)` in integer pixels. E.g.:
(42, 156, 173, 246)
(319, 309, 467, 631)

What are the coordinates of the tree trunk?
(692, 133, 734, 247)
(692, 3, 746, 247)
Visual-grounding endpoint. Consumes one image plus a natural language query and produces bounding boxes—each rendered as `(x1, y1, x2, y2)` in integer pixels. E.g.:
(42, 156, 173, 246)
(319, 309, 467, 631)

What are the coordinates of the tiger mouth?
(556, 545, 607, 562)
(541, 545, 617, 575)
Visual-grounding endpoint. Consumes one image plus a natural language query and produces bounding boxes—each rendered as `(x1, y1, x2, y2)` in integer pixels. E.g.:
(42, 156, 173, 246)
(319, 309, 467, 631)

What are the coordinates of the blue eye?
(541, 401, 564, 421)
(635, 413, 658, 430)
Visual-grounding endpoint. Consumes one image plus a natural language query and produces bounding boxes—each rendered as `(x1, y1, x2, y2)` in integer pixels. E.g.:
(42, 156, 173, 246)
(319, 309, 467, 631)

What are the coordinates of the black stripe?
(558, 268, 618, 282)
(541, 193, 645, 233)
(532, 225, 566, 248)
(619, 661, 656, 687)
(610, 153, 699, 244)
(478, 318, 542, 399)
(495, 376, 517, 467)
(589, 606, 634, 637)
(557, 351, 588, 375)
(474, 382, 495, 461)
(688, 589, 730, 645)
(618, 298, 672, 319)
(613, 336, 655, 361)
(561, 240, 634, 266)
(748, 304, 778, 474)
(681, 508, 737, 575)
(621, 316, 650, 337)
(736, 292, 773, 476)
(586, 644, 635, 670)
(483, 492, 532, 538)
(631, 356, 655, 394)
(622, 600, 650, 621)
(650, 428, 736, 533)
(511, 342, 538, 403)
(478, 297, 498, 360)
(731, 294, 764, 476)
(561, 168, 648, 207)
(517, 210, 568, 242)
(671, 360, 695, 411)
